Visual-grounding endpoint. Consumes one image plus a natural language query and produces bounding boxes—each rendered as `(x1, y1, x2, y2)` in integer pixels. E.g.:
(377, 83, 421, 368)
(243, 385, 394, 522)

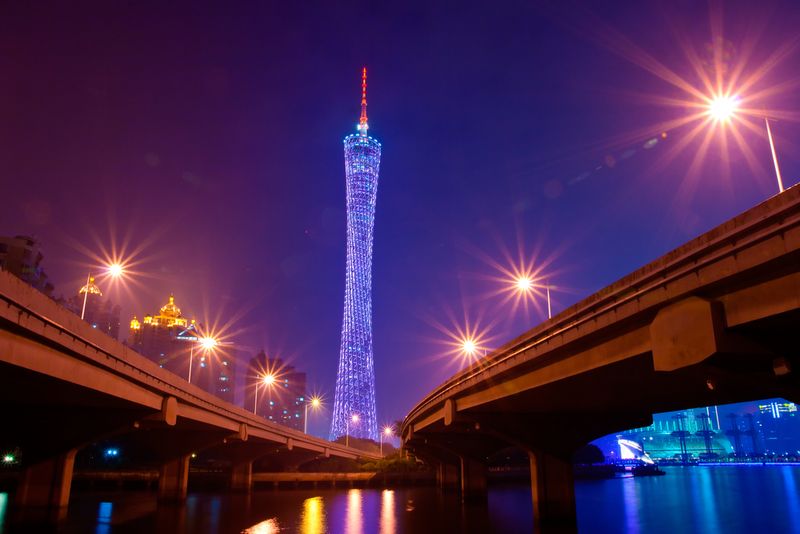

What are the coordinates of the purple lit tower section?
(331, 68, 381, 441)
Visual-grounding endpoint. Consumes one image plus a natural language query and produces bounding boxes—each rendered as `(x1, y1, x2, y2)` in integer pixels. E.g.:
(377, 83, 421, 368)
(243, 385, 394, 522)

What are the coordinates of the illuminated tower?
(331, 68, 381, 441)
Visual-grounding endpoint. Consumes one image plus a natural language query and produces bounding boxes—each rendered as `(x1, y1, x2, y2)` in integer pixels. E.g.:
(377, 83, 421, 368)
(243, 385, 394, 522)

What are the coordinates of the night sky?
(2, 1, 799, 438)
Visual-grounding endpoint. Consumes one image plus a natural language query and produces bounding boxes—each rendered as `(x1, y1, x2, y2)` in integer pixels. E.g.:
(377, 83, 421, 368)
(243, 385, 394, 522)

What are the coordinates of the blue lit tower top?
(330, 68, 381, 441)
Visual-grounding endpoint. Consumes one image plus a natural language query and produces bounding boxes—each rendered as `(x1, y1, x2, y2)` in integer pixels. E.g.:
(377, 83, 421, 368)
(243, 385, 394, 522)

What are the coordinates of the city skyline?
(1, 2, 799, 435)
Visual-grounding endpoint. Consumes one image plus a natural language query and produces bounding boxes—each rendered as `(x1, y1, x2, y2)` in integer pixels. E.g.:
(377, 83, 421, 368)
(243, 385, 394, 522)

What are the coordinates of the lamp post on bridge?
(187, 335, 218, 384)
(346, 413, 359, 448)
(515, 275, 553, 319)
(253, 373, 276, 416)
(304, 396, 322, 434)
(80, 263, 125, 320)
(706, 95, 785, 193)
(380, 425, 393, 456)
(461, 337, 486, 360)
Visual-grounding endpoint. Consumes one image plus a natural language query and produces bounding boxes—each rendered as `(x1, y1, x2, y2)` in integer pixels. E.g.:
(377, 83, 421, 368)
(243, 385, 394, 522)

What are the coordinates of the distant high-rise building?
(757, 401, 797, 419)
(66, 276, 121, 340)
(248, 351, 307, 431)
(756, 402, 800, 455)
(0, 235, 54, 296)
(331, 68, 381, 441)
(128, 295, 234, 403)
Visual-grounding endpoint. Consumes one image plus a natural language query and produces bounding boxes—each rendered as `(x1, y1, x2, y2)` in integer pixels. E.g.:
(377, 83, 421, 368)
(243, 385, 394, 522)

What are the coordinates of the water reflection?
(781, 467, 800, 527)
(0, 492, 7, 534)
(345, 489, 363, 534)
(621, 478, 641, 534)
(380, 490, 396, 534)
(52, 467, 800, 533)
(300, 496, 326, 534)
(242, 517, 280, 533)
(95, 501, 113, 534)
(697, 466, 721, 531)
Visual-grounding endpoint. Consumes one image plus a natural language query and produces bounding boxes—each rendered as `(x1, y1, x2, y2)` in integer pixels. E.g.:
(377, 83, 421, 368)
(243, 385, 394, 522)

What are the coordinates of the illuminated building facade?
(248, 351, 307, 431)
(67, 276, 121, 340)
(0, 235, 54, 296)
(331, 68, 381, 441)
(128, 295, 234, 403)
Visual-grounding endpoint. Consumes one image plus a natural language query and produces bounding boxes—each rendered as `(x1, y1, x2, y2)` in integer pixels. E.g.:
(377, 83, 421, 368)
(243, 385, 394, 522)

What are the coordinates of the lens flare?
(707, 94, 739, 122)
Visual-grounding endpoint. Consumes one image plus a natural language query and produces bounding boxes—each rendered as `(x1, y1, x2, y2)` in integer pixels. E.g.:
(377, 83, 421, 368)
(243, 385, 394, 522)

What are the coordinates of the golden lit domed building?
(128, 294, 234, 403)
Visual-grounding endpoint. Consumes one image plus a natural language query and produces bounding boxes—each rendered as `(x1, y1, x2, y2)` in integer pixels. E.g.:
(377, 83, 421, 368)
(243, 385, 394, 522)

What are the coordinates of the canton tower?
(330, 68, 381, 441)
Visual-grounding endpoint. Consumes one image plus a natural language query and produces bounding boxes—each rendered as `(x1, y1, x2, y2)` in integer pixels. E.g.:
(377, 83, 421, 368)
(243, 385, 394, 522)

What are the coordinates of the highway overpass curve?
(402, 186, 800, 530)
(0, 269, 378, 519)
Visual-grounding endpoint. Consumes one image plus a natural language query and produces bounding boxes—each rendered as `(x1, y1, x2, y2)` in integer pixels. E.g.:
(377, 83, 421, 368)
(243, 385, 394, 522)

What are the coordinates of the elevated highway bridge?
(402, 186, 800, 531)
(0, 271, 379, 522)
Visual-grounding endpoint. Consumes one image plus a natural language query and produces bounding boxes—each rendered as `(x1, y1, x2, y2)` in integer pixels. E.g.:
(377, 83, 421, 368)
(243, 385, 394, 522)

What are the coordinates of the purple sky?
(2, 1, 799, 437)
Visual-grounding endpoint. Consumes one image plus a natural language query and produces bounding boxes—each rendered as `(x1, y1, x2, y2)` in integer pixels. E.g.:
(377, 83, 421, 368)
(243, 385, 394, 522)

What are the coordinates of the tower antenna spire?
(359, 67, 368, 135)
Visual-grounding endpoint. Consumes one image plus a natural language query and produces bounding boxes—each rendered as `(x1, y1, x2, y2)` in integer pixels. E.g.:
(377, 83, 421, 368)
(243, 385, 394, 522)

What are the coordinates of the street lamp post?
(81, 263, 125, 320)
(304, 396, 321, 434)
(346, 414, 359, 448)
(515, 275, 552, 319)
(708, 96, 785, 193)
(188, 336, 217, 384)
(80, 273, 92, 320)
(546, 284, 552, 319)
(764, 117, 785, 193)
(381, 426, 393, 456)
(253, 373, 276, 415)
(461, 338, 486, 359)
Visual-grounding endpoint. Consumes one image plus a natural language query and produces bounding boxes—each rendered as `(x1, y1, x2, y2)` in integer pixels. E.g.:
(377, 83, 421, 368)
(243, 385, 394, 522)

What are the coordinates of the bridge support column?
(230, 461, 253, 492)
(529, 450, 577, 532)
(436, 462, 459, 491)
(158, 455, 190, 502)
(13, 449, 77, 523)
(459, 456, 486, 501)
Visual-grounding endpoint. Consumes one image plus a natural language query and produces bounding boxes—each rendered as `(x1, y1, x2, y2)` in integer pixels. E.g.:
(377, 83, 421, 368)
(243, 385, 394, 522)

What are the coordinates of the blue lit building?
(331, 68, 381, 441)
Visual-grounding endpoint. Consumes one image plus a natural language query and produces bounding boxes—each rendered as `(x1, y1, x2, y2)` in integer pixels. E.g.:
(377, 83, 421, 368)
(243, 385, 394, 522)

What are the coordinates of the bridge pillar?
(13, 449, 77, 523)
(158, 455, 190, 502)
(459, 456, 487, 501)
(529, 450, 577, 532)
(436, 462, 459, 491)
(230, 461, 253, 492)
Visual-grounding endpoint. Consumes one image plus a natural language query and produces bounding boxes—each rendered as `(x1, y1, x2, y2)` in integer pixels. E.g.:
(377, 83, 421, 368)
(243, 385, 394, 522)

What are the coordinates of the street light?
(381, 425, 393, 456)
(514, 275, 552, 319)
(304, 396, 322, 434)
(187, 335, 218, 384)
(80, 263, 125, 320)
(461, 338, 478, 357)
(708, 95, 738, 123)
(253, 373, 276, 415)
(706, 94, 785, 193)
(346, 413, 359, 448)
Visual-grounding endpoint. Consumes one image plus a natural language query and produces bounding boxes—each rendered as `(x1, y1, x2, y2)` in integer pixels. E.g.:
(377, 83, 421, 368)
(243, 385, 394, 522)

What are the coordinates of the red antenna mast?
(359, 67, 368, 134)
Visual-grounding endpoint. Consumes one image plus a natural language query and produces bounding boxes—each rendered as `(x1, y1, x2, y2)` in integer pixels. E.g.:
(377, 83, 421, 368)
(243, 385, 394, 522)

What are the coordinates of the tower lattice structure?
(331, 68, 381, 441)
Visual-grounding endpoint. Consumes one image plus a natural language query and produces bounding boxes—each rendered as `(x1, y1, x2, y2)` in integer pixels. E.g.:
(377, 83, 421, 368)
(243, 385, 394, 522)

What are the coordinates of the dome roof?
(159, 294, 182, 317)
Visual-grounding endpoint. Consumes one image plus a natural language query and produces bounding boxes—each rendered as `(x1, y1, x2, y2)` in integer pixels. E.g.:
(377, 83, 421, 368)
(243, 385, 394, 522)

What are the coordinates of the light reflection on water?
(95, 501, 112, 534)
(0, 466, 797, 533)
(241, 517, 280, 534)
(0, 492, 7, 534)
(380, 490, 395, 534)
(344, 489, 362, 534)
(300, 496, 325, 534)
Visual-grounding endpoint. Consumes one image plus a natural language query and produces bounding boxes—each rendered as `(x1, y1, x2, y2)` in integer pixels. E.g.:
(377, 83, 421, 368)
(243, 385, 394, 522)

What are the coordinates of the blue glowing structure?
(331, 68, 381, 441)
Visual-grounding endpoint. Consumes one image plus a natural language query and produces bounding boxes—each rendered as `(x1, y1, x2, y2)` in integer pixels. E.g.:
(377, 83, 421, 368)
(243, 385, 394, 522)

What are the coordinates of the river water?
(1, 466, 799, 533)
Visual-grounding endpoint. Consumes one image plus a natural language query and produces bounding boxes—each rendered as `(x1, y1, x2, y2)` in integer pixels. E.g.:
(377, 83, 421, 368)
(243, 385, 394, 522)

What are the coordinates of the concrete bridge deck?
(0, 270, 379, 523)
(402, 185, 800, 531)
